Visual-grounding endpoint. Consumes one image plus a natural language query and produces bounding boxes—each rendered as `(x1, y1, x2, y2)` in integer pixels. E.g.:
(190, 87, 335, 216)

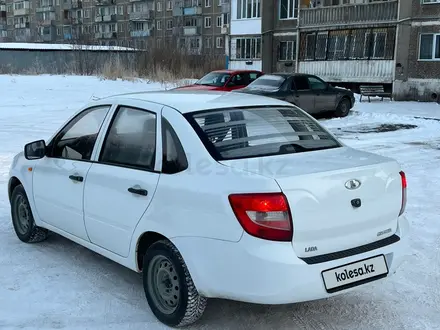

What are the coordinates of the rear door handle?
(69, 175, 83, 182)
(128, 187, 148, 196)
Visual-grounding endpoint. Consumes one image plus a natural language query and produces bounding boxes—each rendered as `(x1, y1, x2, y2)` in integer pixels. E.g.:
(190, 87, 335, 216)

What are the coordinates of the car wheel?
(143, 240, 207, 327)
(11, 184, 49, 243)
(335, 98, 351, 118)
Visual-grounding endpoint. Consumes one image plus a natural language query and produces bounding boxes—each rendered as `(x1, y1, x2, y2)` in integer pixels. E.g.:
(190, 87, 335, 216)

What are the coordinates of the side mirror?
(24, 140, 46, 160)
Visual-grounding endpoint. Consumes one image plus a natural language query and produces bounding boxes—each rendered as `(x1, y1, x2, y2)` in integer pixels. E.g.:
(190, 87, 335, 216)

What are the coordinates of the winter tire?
(335, 98, 351, 118)
(11, 184, 49, 243)
(143, 240, 207, 327)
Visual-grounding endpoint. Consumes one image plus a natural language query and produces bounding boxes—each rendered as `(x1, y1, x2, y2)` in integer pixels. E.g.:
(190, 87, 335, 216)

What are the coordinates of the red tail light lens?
(399, 171, 407, 216)
(228, 193, 293, 242)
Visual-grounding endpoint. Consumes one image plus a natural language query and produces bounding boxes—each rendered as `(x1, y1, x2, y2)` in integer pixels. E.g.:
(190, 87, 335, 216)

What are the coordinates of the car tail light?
(228, 193, 293, 242)
(399, 171, 407, 216)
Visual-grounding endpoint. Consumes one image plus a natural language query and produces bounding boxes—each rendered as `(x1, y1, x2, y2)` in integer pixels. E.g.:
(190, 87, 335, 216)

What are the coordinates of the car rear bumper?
(172, 215, 410, 304)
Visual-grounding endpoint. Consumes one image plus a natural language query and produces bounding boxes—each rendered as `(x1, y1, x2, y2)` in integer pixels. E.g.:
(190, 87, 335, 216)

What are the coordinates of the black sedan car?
(235, 73, 355, 118)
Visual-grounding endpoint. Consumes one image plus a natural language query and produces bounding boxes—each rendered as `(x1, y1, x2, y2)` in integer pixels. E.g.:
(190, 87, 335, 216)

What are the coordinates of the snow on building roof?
(0, 42, 137, 51)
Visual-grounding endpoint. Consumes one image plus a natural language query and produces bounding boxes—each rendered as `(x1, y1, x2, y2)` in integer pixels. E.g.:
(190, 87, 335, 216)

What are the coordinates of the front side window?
(185, 106, 340, 160)
(100, 107, 157, 171)
(308, 76, 327, 90)
(50, 105, 110, 161)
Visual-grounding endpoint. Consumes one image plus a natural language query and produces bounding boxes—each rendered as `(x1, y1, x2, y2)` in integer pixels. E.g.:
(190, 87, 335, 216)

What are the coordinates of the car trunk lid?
(220, 147, 403, 258)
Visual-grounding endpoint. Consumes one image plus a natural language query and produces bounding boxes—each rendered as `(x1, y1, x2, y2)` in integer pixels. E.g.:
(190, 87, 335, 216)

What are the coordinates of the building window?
(156, 20, 162, 30)
(279, 40, 296, 61)
(204, 16, 211, 28)
(118, 23, 124, 32)
(234, 37, 261, 59)
(216, 15, 222, 27)
(216, 36, 223, 48)
(205, 36, 212, 48)
(237, 0, 261, 19)
(419, 33, 440, 60)
(422, 0, 440, 3)
(167, 1, 172, 10)
(279, 0, 297, 20)
(205, 0, 211, 7)
(190, 38, 200, 48)
(166, 19, 173, 29)
(156, 1, 162, 11)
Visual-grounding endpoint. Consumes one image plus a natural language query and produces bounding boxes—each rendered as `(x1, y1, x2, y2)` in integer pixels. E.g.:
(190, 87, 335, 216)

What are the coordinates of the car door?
(32, 105, 112, 240)
(290, 76, 316, 113)
(307, 75, 336, 113)
(83, 103, 161, 258)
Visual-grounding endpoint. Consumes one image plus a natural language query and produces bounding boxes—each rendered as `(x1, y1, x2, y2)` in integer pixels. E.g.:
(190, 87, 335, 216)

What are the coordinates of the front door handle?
(128, 187, 148, 196)
(69, 175, 83, 182)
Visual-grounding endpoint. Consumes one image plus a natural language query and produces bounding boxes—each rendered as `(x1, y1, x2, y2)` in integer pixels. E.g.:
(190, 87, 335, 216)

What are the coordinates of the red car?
(175, 69, 264, 92)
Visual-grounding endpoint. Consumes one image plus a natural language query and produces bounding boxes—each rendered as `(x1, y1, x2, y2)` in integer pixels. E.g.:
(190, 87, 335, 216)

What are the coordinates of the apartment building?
(394, 0, 440, 101)
(1, 0, 228, 53)
(261, 0, 440, 101)
(228, 0, 262, 70)
(0, 0, 7, 41)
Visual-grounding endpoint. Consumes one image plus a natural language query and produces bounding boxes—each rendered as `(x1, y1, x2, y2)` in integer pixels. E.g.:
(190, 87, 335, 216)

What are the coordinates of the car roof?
(266, 72, 312, 78)
(101, 90, 291, 114)
(211, 69, 262, 74)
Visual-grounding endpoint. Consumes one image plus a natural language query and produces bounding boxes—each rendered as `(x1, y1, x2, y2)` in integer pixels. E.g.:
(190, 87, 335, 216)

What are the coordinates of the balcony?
(95, 14, 117, 22)
(221, 23, 229, 34)
(95, 32, 117, 39)
(299, 0, 398, 28)
(130, 30, 150, 37)
(40, 19, 55, 25)
(14, 22, 30, 28)
(221, 0, 229, 13)
(183, 26, 200, 36)
(71, 0, 82, 8)
(41, 33, 56, 41)
(36, 6, 55, 12)
(14, 8, 30, 16)
(72, 17, 83, 24)
(129, 11, 153, 21)
(183, 6, 202, 15)
(96, 0, 116, 6)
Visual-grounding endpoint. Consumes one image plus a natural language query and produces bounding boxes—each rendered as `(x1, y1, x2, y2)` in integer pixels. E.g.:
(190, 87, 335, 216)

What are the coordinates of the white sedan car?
(8, 90, 410, 327)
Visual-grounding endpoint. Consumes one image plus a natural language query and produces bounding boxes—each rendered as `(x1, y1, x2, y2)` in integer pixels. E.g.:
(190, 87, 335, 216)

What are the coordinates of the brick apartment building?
(0, 0, 229, 55)
(259, 0, 440, 101)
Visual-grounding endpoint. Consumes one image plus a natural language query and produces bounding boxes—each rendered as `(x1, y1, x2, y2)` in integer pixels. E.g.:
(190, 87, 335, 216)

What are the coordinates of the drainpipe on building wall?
(295, 4, 301, 73)
(391, 0, 402, 99)
(225, 34, 230, 69)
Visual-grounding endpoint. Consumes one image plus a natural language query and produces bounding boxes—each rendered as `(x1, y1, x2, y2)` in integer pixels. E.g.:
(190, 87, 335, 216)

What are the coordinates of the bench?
(359, 85, 392, 103)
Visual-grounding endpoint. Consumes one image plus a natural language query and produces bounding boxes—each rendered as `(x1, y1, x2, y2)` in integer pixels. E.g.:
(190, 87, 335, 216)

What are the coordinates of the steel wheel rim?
(147, 255, 180, 315)
(15, 195, 31, 235)
(341, 101, 349, 114)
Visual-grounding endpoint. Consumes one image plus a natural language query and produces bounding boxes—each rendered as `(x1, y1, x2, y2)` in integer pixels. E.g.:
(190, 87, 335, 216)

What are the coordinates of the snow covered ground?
(0, 75, 439, 330)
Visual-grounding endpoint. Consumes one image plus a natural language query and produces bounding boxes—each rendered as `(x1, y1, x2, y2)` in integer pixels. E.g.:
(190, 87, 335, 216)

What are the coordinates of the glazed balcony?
(299, 0, 398, 28)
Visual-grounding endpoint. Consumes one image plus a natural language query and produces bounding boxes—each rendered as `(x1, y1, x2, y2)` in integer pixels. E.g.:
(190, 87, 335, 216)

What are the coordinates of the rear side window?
(185, 107, 341, 160)
(292, 76, 310, 91)
(161, 117, 188, 174)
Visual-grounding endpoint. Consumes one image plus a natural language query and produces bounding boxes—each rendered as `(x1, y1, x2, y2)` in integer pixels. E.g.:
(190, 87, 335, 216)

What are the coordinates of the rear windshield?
(185, 106, 341, 160)
(246, 75, 286, 89)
